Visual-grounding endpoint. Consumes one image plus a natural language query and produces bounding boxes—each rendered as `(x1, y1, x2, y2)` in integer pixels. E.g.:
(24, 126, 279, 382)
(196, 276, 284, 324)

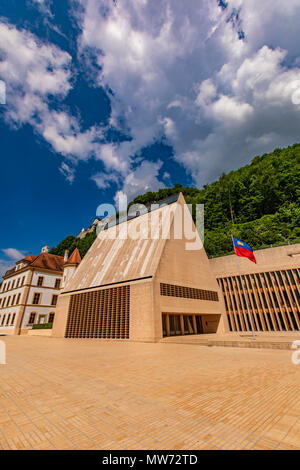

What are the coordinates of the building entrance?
(162, 313, 205, 337)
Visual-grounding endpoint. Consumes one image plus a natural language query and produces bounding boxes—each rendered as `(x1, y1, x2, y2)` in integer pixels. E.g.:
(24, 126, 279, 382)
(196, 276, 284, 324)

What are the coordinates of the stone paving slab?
(0, 336, 300, 450)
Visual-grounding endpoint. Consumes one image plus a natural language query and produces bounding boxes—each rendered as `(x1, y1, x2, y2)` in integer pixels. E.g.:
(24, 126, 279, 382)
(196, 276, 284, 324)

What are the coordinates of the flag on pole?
(232, 237, 257, 264)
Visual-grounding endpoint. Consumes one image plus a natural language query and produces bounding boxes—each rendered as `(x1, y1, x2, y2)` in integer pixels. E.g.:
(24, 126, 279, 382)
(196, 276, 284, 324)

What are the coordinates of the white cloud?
(0, 259, 14, 279)
(76, 0, 300, 188)
(0, 20, 131, 184)
(195, 79, 217, 107)
(120, 160, 164, 199)
(0, 248, 27, 278)
(59, 162, 75, 183)
(0, 80, 5, 104)
(93, 159, 164, 205)
(2, 0, 300, 200)
(210, 95, 253, 122)
(29, 0, 52, 16)
(2, 248, 26, 260)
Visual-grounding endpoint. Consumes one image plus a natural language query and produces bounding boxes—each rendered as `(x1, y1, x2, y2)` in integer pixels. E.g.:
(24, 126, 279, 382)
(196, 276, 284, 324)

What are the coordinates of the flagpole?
(231, 235, 256, 340)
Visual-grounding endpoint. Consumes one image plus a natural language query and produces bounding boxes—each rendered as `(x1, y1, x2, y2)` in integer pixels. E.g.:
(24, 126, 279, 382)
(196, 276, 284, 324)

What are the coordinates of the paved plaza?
(1, 336, 300, 450)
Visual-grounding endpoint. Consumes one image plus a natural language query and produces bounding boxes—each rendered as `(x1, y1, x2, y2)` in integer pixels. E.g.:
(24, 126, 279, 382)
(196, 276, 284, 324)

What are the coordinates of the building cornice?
(3, 266, 63, 280)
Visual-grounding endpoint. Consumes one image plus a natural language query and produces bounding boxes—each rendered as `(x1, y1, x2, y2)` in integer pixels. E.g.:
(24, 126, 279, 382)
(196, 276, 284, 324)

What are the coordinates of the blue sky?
(1, 0, 300, 277)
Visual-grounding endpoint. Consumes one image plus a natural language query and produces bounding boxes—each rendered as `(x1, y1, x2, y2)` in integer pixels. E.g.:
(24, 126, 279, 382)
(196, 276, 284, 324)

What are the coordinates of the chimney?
(41, 245, 49, 253)
(64, 250, 69, 262)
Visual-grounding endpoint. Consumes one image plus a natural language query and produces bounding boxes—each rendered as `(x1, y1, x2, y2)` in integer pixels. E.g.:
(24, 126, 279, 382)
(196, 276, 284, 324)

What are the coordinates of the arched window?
(28, 313, 36, 325)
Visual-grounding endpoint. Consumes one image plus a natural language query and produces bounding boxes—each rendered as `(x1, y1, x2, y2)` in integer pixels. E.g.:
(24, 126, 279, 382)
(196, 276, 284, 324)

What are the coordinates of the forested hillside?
(50, 143, 300, 259)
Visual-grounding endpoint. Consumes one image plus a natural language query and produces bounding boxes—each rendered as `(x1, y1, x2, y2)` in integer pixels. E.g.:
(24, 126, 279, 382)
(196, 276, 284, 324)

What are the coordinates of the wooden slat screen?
(65, 285, 130, 339)
(160, 283, 219, 302)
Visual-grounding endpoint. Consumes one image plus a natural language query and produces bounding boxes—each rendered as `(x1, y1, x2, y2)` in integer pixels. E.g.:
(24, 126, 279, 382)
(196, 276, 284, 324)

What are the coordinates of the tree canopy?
(50, 143, 300, 259)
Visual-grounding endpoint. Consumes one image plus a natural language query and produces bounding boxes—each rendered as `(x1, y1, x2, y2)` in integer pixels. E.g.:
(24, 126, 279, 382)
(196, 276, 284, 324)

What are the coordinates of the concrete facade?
(52, 194, 226, 341)
(210, 244, 300, 333)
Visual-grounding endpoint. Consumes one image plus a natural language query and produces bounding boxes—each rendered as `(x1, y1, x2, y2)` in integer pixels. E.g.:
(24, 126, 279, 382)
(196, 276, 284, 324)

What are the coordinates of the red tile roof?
(30, 253, 65, 271)
(17, 255, 36, 264)
(4, 252, 65, 277)
(65, 248, 81, 266)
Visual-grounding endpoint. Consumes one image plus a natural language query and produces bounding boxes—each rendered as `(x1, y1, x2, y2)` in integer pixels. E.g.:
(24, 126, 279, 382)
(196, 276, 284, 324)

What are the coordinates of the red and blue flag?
(233, 237, 257, 264)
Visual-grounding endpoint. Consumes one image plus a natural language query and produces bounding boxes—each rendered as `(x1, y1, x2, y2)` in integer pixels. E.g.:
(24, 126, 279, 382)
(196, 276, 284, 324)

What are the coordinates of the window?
(51, 295, 58, 306)
(55, 279, 61, 289)
(49, 313, 55, 323)
(11, 313, 16, 325)
(6, 314, 11, 325)
(16, 279, 20, 288)
(28, 313, 36, 324)
(7, 296, 11, 307)
(7, 282, 11, 291)
(12, 295, 16, 306)
(21, 276, 25, 286)
(32, 293, 41, 305)
(1, 315, 5, 326)
(38, 315, 46, 324)
(1, 283, 5, 292)
(11, 280, 15, 289)
(16, 293, 21, 305)
(37, 276, 44, 287)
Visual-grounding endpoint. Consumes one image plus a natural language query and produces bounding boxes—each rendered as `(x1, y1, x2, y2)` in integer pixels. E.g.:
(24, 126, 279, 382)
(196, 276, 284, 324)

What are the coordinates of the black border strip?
(62, 276, 153, 295)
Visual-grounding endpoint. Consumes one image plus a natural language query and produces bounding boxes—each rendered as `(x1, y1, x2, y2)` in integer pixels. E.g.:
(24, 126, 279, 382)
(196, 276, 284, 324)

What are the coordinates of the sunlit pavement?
(1, 335, 300, 450)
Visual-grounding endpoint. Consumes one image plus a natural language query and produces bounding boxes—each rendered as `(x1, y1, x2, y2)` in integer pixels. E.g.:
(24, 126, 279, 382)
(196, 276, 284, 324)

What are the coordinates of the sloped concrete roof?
(63, 201, 178, 292)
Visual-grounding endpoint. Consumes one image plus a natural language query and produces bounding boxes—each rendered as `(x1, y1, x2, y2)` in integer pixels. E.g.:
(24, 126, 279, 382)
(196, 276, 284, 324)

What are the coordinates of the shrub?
(32, 323, 53, 330)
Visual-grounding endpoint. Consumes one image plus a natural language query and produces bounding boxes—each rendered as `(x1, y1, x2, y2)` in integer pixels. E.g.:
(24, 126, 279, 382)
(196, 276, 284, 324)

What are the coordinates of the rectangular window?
(6, 314, 10, 325)
(32, 293, 41, 305)
(37, 276, 44, 287)
(16, 279, 20, 288)
(55, 278, 61, 289)
(28, 313, 36, 324)
(11, 313, 16, 325)
(7, 296, 11, 306)
(38, 315, 46, 324)
(1, 315, 5, 326)
(11, 280, 15, 289)
(48, 313, 55, 323)
(16, 293, 21, 305)
(21, 276, 25, 286)
(51, 295, 58, 306)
